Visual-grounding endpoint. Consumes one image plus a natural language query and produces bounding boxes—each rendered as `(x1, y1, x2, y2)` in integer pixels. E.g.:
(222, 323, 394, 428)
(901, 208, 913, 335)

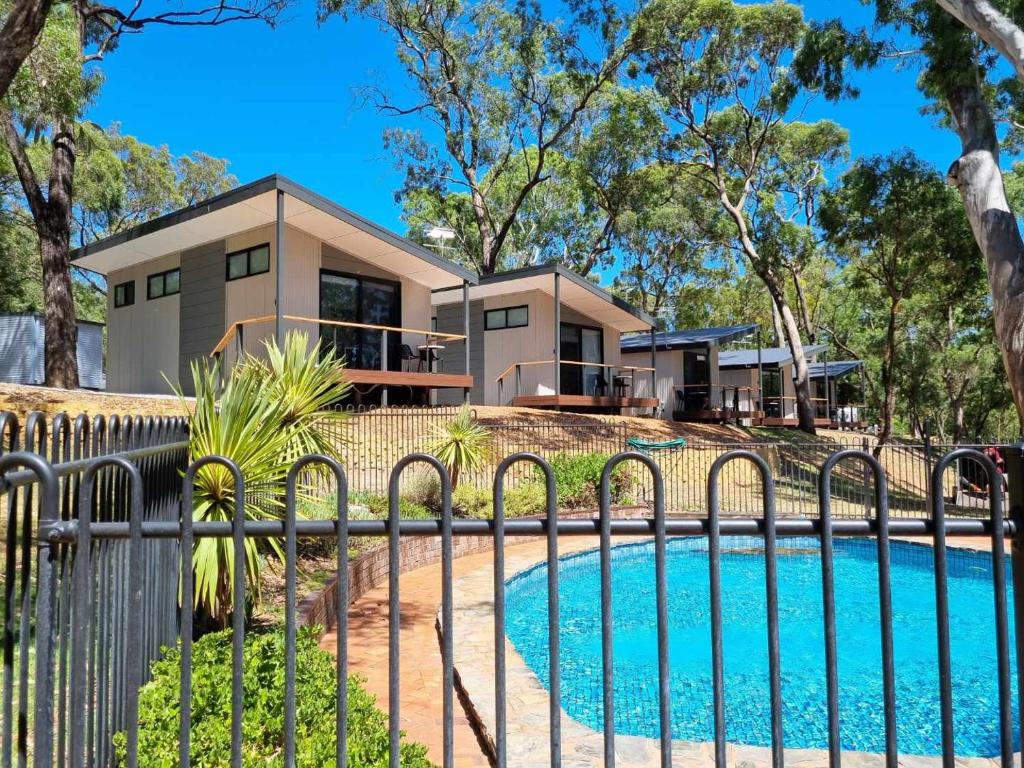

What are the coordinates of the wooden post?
(275, 189, 285, 344)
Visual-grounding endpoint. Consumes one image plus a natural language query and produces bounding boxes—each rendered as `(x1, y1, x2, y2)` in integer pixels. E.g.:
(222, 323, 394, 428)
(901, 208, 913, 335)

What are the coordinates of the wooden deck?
(346, 369, 473, 389)
(511, 394, 659, 411)
(674, 409, 763, 423)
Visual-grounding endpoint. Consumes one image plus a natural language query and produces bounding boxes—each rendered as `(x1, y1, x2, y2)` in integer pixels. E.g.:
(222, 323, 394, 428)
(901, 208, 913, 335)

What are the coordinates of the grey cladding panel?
(178, 240, 226, 394)
(434, 300, 484, 405)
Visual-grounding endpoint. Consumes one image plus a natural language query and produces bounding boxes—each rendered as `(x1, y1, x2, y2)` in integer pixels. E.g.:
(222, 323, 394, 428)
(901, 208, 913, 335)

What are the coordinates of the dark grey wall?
(434, 299, 485, 405)
(178, 240, 226, 395)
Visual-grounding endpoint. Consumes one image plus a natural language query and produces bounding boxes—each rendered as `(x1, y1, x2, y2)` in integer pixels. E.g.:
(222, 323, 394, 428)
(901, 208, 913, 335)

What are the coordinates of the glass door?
(559, 323, 604, 396)
(319, 270, 400, 370)
(682, 350, 710, 411)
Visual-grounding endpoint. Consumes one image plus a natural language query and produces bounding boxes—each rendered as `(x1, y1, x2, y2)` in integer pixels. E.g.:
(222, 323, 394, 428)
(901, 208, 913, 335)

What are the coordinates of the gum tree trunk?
(945, 82, 1024, 429)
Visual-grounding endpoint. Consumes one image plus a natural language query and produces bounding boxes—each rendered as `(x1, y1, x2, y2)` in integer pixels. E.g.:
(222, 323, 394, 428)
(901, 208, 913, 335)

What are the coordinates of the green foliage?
(322, 0, 638, 273)
(426, 406, 491, 488)
(546, 452, 636, 509)
(115, 628, 433, 767)
(175, 331, 348, 623)
(502, 482, 548, 518)
(401, 471, 442, 512)
(365, 494, 435, 520)
(452, 484, 492, 518)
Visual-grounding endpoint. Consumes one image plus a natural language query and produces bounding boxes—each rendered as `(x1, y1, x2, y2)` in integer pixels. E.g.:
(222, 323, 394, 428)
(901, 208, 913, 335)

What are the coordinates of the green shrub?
(402, 471, 442, 512)
(544, 452, 636, 509)
(365, 494, 435, 520)
(452, 484, 492, 518)
(116, 628, 432, 767)
(503, 481, 548, 518)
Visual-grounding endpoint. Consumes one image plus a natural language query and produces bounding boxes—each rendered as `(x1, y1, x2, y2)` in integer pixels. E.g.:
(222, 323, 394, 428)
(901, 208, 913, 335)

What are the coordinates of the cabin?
(718, 345, 828, 426)
(621, 324, 759, 421)
(71, 175, 478, 402)
(0, 314, 106, 390)
(809, 359, 866, 428)
(431, 265, 658, 414)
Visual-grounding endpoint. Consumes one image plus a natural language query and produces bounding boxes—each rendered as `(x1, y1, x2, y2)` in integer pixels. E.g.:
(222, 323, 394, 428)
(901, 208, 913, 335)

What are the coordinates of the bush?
(544, 452, 636, 509)
(116, 628, 432, 767)
(503, 482, 548, 518)
(402, 471, 442, 513)
(365, 494, 435, 520)
(452, 484, 492, 518)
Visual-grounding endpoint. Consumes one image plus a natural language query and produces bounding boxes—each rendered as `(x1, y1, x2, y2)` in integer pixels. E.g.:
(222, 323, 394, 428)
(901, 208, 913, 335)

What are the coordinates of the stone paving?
(323, 533, 1017, 768)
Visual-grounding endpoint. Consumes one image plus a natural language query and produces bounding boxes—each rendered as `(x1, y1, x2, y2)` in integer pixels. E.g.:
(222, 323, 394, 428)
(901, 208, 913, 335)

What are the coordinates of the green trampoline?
(626, 436, 687, 452)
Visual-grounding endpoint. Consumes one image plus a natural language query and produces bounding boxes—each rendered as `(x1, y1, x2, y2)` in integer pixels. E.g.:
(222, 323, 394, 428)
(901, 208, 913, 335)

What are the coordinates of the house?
(808, 359, 866, 428)
(0, 314, 106, 390)
(719, 344, 828, 426)
(621, 323, 759, 421)
(430, 265, 658, 414)
(71, 175, 478, 402)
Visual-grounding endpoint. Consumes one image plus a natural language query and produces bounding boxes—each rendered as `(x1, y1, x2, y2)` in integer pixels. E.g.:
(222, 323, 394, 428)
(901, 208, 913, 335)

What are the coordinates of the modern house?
(431, 265, 659, 414)
(719, 344, 828, 426)
(621, 323, 760, 421)
(0, 314, 106, 390)
(809, 359, 866, 427)
(71, 175, 478, 402)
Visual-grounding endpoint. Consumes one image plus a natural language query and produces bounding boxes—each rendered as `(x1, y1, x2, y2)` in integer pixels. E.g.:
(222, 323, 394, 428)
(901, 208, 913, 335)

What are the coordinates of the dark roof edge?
(462, 264, 654, 327)
(621, 323, 760, 351)
(71, 174, 478, 285)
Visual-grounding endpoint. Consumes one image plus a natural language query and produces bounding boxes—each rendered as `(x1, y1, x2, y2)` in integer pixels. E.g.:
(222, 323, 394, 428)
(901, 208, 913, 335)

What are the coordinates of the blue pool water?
(504, 537, 1018, 757)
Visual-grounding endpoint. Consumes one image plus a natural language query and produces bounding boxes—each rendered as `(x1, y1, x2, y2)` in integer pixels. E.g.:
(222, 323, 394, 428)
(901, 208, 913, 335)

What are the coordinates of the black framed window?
(147, 268, 180, 300)
(485, 305, 528, 330)
(113, 280, 135, 308)
(226, 243, 271, 281)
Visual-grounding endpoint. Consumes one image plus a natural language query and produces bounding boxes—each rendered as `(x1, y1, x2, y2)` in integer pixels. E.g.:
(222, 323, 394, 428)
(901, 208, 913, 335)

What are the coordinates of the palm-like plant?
(427, 405, 491, 488)
(176, 331, 349, 624)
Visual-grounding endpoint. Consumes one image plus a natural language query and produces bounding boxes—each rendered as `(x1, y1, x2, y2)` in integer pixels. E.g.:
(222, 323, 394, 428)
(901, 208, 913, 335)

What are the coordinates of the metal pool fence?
(321, 407, 1006, 519)
(1, 408, 1022, 768)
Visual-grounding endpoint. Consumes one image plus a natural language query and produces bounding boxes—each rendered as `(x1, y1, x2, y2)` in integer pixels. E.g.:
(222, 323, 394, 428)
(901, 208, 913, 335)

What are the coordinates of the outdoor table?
(418, 344, 445, 373)
(613, 374, 633, 398)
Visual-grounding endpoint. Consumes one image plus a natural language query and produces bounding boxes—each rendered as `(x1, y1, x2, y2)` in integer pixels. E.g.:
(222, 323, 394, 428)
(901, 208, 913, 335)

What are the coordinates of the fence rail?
(1, 408, 1023, 767)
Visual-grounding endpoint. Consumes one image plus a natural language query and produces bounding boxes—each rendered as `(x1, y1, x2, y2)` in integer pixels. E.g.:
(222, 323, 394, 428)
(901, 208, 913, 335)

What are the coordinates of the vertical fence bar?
(816, 454, 842, 768)
(930, 453, 957, 768)
(598, 459, 616, 766)
(0, 416, 21, 768)
(1008, 442, 1024, 767)
(706, 455, 726, 768)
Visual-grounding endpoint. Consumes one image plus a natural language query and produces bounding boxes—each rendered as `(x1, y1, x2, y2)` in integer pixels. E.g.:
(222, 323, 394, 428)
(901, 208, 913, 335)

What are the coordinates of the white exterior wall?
(626, 346, 722, 418)
(106, 224, 438, 394)
(480, 289, 622, 405)
(106, 252, 181, 394)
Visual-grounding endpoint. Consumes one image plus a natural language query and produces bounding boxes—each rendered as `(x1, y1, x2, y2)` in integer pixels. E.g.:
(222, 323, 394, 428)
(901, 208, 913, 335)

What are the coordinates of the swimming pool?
(504, 537, 1017, 757)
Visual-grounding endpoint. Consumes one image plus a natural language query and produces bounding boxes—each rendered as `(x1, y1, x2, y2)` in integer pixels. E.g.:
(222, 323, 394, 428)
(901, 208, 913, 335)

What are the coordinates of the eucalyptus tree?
(802, 0, 1024, 430)
(820, 151, 988, 446)
(632, 0, 848, 432)
(1, 0, 283, 388)
(322, 0, 641, 275)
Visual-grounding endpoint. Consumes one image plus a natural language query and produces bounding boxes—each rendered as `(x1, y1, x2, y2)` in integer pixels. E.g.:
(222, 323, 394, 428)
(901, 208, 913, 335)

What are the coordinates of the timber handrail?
(211, 314, 467, 357)
(494, 358, 655, 384)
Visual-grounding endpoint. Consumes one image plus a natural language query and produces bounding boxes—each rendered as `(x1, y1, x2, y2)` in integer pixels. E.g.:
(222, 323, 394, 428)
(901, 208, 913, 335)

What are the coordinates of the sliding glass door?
(560, 323, 604, 396)
(319, 270, 401, 370)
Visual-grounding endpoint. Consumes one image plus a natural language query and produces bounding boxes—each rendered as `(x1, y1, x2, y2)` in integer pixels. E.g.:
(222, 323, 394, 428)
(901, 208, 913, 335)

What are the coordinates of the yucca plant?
(175, 331, 349, 625)
(427, 405, 491, 488)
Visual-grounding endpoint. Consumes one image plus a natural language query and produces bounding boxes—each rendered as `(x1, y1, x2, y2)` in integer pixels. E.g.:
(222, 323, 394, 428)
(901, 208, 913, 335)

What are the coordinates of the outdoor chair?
(400, 344, 418, 371)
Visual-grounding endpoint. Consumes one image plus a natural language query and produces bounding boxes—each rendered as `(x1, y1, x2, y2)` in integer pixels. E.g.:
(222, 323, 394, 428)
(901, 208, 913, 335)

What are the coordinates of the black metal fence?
(320, 407, 1007, 519)
(1, 408, 1022, 767)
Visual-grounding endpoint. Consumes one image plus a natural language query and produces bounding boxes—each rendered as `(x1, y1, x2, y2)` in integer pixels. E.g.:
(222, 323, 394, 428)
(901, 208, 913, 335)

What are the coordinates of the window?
(147, 268, 180, 300)
(485, 305, 528, 330)
(113, 280, 135, 308)
(226, 243, 271, 281)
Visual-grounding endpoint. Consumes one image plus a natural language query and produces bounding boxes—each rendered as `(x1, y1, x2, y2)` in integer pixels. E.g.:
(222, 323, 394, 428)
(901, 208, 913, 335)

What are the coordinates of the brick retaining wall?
(298, 506, 650, 633)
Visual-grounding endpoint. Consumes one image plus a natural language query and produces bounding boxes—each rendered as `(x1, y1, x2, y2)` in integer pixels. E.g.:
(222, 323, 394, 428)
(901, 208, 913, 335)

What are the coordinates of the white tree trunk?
(945, 83, 1024, 428)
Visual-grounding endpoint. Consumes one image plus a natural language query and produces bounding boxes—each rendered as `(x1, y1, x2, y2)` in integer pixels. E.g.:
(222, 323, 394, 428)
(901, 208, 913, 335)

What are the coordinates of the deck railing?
(1, 408, 1021, 768)
(496, 359, 656, 405)
(211, 314, 466, 375)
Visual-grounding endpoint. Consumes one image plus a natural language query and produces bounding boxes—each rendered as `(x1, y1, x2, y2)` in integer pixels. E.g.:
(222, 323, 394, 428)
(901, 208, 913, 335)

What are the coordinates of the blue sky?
(85, 0, 962, 238)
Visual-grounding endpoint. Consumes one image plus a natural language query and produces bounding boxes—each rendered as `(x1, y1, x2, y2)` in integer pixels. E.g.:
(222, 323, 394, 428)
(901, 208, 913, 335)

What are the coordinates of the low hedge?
(116, 628, 433, 767)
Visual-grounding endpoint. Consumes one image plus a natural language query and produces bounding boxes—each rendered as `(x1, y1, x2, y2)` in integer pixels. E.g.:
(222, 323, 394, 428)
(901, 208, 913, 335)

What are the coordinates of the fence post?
(1006, 440, 1024, 748)
(923, 418, 933, 515)
(862, 437, 871, 519)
